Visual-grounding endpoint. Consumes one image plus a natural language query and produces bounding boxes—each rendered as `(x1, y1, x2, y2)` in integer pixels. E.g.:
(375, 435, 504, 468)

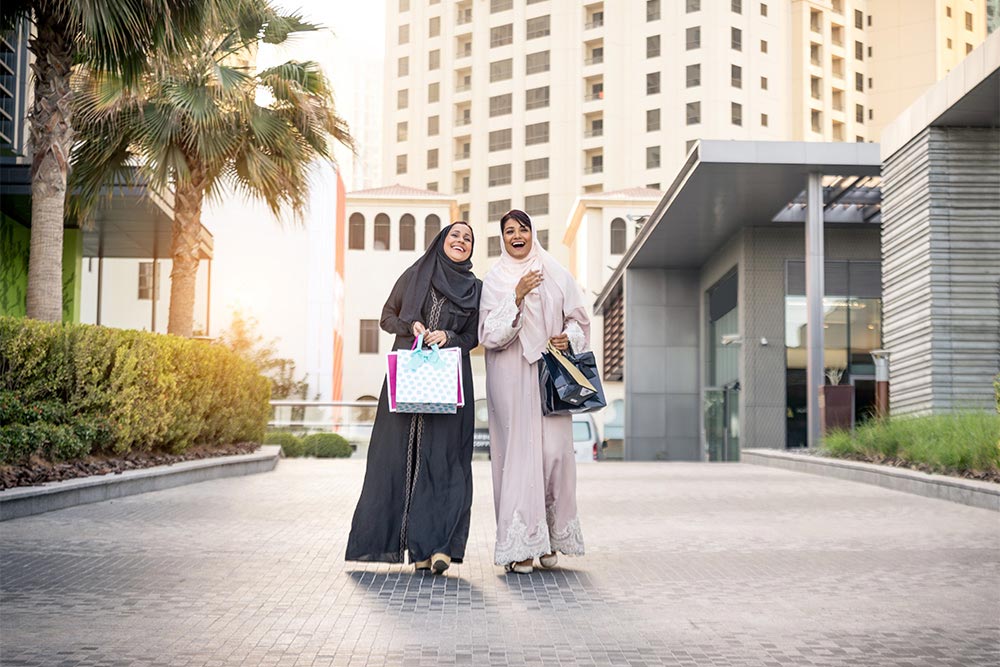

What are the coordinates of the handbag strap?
(546, 342, 596, 392)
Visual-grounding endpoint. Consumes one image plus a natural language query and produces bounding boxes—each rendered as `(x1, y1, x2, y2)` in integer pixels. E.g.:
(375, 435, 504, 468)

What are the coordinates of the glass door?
(704, 383, 740, 462)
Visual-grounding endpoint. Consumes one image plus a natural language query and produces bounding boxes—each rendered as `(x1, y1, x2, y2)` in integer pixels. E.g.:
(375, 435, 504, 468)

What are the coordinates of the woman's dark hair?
(500, 209, 532, 233)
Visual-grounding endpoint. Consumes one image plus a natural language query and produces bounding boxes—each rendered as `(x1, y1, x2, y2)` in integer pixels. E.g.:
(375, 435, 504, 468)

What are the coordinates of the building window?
(489, 128, 512, 151)
(489, 163, 512, 186)
(731, 64, 742, 88)
(427, 148, 438, 169)
(490, 93, 512, 116)
(732, 0, 742, 14)
(526, 121, 549, 145)
(947, 37, 953, 49)
(396, 154, 407, 174)
(526, 50, 550, 74)
(428, 82, 440, 103)
(811, 109, 822, 132)
(428, 115, 439, 136)
(856, 104, 864, 123)
(686, 26, 701, 49)
(137, 262, 160, 300)
(425, 215, 442, 248)
(398, 24, 409, 44)
(428, 49, 440, 70)
(491, 24, 513, 47)
(731, 27, 742, 51)
(761, 39, 768, 53)
(537, 229, 549, 250)
(525, 157, 549, 181)
(760, 3, 767, 17)
(855, 40, 864, 60)
(686, 101, 701, 125)
(647, 0, 661, 22)
(731, 102, 742, 126)
(374, 213, 390, 250)
(811, 43, 822, 65)
(360, 320, 379, 354)
(348, 213, 365, 250)
(965, 11, 973, 30)
(491, 0, 513, 13)
(610, 218, 626, 254)
(588, 117, 603, 136)
(811, 76, 822, 100)
(946, 6, 952, 18)
(488, 199, 511, 219)
(854, 9, 863, 29)
(647, 35, 660, 58)
(526, 15, 551, 39)
(526, 86, 550, 110)
(810, 9, 822, 32)
(646, 145, 660, 168)
(647, 108, 660, 131)
(686, 0, 700, 12)
(429, 16, 440, 37)
(647, 72, 661, 94)
(761, 76, 768, 90)
(397, 121, 408, 142)
(490, 58, 513, 82)
(966, 43, 974, 54)
(399, 214, 416, 251)
(398, 56, 409, 77)
(524, 193, 549, 216)
(855, 73, 864, 92)
(426, 182, 438, 192)
(761, 113, 768, 127)
(488, 236, 501, 257)
(397, 89, 408, 110)
(399, 0, 409, 11)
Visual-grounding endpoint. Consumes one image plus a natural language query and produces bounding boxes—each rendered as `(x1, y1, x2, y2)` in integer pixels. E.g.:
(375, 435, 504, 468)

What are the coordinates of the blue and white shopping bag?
(386, 335, 463, 414)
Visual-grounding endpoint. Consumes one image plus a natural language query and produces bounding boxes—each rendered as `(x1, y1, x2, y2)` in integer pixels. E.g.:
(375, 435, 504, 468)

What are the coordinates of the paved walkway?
(1, 460, 998, 667)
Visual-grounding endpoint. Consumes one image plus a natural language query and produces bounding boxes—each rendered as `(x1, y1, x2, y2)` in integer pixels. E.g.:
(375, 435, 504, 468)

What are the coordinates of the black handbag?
(538, 342, 607, 416)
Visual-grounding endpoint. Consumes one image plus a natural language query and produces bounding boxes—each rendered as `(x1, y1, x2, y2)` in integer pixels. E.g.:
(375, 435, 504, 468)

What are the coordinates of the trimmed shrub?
(0, 317, 271, 464)
(302, 432, 352, 458)
(264, 431, 305, 458)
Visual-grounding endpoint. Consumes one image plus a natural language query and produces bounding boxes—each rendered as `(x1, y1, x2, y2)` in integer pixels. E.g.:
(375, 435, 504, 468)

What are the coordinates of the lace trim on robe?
(494, 510, 551, 565)
(546, 505, 585, 556)
(564, 320, 587, 354)
(482, 292, 522, 349)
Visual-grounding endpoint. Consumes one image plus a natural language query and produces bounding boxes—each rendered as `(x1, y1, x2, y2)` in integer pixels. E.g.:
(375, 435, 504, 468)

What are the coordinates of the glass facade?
(705, 271, 740, 461)
(785, 260, 882, 448)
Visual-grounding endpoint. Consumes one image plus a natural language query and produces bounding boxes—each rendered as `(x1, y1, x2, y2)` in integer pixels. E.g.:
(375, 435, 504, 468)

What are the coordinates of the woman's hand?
(549, 333, 570, 351)
(412, 321, 427, 337)
(424, 330, 448, 346)
(515, 270, 544, 305)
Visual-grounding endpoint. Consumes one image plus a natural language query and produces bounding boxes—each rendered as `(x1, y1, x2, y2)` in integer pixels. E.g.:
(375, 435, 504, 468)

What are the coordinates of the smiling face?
(442, 223, 474, 262)
(502, 219, 533, 260)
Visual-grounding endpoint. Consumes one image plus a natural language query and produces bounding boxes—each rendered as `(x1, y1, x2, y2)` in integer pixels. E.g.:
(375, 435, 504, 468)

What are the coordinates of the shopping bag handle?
(546, 342, 596, 393)
(407, 336, 446, 370)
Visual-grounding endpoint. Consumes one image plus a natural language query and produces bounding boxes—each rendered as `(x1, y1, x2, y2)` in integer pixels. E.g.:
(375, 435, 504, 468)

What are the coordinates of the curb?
(0, 445, 281, 521)
(741, 448, 1000, 512)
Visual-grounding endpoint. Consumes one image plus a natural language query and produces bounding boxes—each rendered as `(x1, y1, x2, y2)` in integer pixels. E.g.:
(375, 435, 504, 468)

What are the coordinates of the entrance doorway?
(704, 382, 740, 461)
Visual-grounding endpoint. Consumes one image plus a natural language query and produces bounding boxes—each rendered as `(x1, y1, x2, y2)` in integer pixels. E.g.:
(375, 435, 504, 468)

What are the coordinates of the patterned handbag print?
(386, 334, 463, 414)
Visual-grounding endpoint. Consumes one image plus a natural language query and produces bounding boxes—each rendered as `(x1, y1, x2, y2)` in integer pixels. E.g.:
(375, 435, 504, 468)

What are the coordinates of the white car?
(572, 413, 601, 463)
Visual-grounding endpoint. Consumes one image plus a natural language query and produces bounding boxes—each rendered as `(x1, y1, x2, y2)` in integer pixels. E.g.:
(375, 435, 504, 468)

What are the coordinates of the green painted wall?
(0, 214, 84, 322)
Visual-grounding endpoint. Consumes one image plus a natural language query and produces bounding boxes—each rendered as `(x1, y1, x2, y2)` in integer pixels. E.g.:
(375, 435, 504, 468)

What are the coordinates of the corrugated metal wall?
(882, 127, 1000, 414)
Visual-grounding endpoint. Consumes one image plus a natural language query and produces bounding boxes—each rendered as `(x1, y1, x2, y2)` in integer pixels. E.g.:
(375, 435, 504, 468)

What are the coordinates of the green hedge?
(0, 317, 271, 464)
(302, 432, 352, 458)
(264, 431, 305, 457)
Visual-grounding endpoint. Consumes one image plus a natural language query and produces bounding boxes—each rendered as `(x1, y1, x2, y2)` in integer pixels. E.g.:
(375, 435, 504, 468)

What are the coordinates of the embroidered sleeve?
(480, 292, 522, 350)
(564, 320, 587, 354)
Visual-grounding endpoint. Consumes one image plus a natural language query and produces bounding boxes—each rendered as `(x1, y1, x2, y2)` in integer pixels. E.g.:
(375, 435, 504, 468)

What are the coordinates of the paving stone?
(1, 460, 998, 666)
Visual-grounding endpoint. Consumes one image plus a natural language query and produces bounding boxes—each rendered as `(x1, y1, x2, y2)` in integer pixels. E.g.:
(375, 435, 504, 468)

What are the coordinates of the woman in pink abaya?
(479, 209, 589, 574)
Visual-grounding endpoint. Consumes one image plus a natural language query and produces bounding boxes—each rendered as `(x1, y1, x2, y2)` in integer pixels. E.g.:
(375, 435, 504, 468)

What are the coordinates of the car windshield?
(572, 421, 591, 441)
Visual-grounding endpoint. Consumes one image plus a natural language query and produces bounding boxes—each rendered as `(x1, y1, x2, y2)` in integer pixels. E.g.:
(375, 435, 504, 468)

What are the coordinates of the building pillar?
(805, 172, 825, 448)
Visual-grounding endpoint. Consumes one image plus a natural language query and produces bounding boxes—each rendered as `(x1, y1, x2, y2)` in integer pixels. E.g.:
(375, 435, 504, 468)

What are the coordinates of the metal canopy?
(595, 140, 881, 311)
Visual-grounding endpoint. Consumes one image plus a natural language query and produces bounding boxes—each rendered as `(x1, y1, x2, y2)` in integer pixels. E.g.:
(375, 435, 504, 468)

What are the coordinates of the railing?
(584, 128, 603, 138)
(584, 164, 604, 174)
(584, 55, 604, 65)
(269, 400, 378, 452)
(584, 92, 604, 101)
(454, 150, 471, 159)
(455, 84, 471, 92)
(455, 117, 472, 126)
(457, 10, 472, 25)
(585, 19, 604, 29)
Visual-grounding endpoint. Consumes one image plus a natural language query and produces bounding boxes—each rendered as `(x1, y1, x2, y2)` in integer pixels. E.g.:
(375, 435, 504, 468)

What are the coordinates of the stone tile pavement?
(1, 460, 997, 666)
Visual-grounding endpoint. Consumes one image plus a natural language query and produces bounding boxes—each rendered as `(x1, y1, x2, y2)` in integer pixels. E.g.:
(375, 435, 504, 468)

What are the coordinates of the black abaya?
(345, 266, 480, 564)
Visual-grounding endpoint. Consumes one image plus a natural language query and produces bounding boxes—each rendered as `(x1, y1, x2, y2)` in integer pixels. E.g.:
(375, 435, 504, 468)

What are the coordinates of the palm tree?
(71, 11, 353, 336)
(1, 0, 244, 322)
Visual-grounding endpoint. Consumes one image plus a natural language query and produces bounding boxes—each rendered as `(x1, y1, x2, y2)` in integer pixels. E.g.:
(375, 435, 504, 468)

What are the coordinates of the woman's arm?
(478, 293, 522, 350)
(380, 269, 416, 336)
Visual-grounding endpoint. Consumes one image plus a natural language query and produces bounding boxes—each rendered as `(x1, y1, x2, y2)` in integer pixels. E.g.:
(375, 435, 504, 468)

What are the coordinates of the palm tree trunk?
(168, 174, 206, 337)
(25, 5, 75, 322)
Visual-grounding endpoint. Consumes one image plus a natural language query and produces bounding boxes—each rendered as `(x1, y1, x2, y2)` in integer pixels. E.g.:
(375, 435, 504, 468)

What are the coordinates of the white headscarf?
(480, 210, 590, 363)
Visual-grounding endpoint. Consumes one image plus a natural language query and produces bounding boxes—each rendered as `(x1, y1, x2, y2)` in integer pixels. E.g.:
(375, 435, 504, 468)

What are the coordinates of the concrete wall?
(882, 127, 1000, 414)
(624, 268, 700, 461)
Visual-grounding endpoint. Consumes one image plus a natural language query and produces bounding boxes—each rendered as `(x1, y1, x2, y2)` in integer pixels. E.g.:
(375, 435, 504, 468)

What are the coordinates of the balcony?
(454, 150, 471, 160)
(455, 84, 471, 93)
(585, 17, 604, 30)
(456, 9, 472, 25)
(584, 54, 604, 66)
(583, 164, 603, 175)
(584, 128, 603, 138)
(584, 92, 604, 102)
(455, 118, 472, 127)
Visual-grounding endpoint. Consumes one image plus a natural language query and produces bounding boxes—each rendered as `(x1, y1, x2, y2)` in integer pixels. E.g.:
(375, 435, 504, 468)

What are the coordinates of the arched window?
(374, 213, 390, 250)
(399, 214, 416, 250)
(610, 217, 626, 255)
(348, 212, 365, 250)
(424, 214, 441, 249)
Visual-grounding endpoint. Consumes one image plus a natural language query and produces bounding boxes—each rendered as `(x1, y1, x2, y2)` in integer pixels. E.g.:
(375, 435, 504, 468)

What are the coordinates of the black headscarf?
(399, 222, 480, 322)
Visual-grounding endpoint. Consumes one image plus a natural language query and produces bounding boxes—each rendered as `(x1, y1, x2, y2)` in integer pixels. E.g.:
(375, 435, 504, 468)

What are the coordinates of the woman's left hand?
(549, 333, 569, 351)
(424, 330, 448, 346)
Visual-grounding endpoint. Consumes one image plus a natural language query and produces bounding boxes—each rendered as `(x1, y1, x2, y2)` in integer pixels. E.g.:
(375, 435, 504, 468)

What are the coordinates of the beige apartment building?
(383, 0, 989, 271)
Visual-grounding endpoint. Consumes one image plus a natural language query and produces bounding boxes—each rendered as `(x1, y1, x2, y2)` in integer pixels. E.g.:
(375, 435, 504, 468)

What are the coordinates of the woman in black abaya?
(346, 222, 481, 574)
